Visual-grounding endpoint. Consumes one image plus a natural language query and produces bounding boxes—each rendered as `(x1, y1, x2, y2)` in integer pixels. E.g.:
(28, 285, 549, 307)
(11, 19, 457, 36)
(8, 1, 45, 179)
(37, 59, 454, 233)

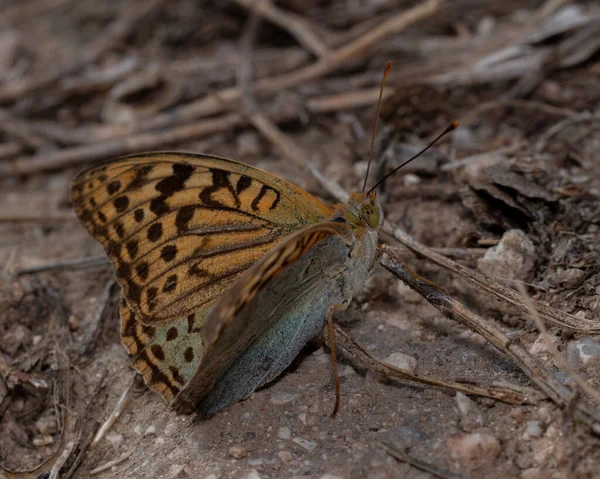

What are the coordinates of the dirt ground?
(1, 1, 600, 478)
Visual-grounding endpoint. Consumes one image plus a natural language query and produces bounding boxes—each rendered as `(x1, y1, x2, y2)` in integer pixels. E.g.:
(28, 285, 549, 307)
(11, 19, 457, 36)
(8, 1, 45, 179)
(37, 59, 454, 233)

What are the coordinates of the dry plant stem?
(515, 282, 600, 404)
(17, 255, 109, 276)
(380, 248, 600, 429)
(378, 442, 464, 479)
(48, 438, 77, 479)
(333, 324, 536, 405)
(4, 86, 397, 176)
(91, 373, 136, 448)
(235, 0, 328, 57)
(0, 0, 167, 103)
(139, 0, 439, 131)
(383, 225, 600, 333)
(89, 449, 135, 476)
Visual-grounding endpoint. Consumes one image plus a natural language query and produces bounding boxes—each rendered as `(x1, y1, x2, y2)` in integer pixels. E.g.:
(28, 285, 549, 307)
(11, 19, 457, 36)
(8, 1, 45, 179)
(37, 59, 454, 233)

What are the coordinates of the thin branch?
(380, 247, 600, 430)
(382, 224, 600, 333)
(138, 0, 440, 131)
(0, 0, 168, 103)
(235, 0, 328, 57)
(333, 324, 540, 405)
(91, 373, 136, 448)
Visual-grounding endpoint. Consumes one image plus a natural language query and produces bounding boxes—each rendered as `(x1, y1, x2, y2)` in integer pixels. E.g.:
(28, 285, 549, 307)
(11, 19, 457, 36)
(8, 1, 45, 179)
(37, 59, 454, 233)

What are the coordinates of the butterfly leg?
(326, 304, 346, 418)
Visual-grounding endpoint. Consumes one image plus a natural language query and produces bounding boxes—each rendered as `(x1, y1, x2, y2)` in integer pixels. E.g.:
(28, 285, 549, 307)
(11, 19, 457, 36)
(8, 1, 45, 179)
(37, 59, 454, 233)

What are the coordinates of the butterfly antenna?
(366, 120, 459, 195)
(362, 61, 392, 194)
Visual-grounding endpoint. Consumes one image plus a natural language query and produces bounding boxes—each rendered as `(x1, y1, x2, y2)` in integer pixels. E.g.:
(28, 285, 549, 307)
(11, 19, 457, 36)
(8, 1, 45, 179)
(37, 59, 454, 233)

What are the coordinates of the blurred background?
(1, 1, 600, 478)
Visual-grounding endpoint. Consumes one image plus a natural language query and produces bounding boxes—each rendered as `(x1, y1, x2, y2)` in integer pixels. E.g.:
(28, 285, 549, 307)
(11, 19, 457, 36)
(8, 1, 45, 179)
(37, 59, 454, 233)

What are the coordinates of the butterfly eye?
(360, 203, 381, 229)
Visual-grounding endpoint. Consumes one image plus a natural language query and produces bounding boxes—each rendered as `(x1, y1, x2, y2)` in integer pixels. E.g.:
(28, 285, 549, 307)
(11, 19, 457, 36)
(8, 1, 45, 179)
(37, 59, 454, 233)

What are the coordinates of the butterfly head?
(337, 191, 383, 231)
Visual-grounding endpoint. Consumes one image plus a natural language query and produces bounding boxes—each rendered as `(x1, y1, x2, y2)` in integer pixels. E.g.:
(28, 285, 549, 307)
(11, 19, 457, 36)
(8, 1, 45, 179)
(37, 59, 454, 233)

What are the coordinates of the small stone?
(33, 435, 54, 447)
(278, 450, 294, 463)
(447, 432, 500, 470)
(279, 426, 291, 440)
(134, 425, 143, 436)
(106, 432, 124, 448)
(567, 337, 600, 367)
(477, 229, 535, 281)
(382, 352, 417, 375)
(204, 475, 218, 479)
(376, 324, 385, 331)
(292, 437, 318, 451)
(551, 268, 585, 289)
(68, 314, 79, 331)
(298, 413, 307, 425)
(270, 391, 300, 405)
(32, 334, 43, 345)
(455, 392, 476, 417)
(243, 470, 262, 479)
(144, 425, 156, 436)
(241, 412, 251, 420)
(520, 468, 542, 479)
(529, 334, 558, 356)
(524, 421, 543, 439)
(35, 416, 57, 435)
(228, 445, 248, 459)
(403, 173, 421, 186)
(318, 475, 344, 479)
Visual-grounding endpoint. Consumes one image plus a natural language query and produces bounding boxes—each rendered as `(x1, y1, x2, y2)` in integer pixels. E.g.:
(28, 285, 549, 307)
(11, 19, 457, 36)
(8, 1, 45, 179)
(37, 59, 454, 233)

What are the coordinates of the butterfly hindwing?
(71, 152, 334, 328)
(172, 222, 356, 415)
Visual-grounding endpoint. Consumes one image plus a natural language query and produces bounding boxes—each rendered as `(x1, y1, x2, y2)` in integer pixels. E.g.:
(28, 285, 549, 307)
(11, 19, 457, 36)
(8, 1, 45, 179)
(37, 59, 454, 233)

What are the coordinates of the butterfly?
(71, 152, 383, 416)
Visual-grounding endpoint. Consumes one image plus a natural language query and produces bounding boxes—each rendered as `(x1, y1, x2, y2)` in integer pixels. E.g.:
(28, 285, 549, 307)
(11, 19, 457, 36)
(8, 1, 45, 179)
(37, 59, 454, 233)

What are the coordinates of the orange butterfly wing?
(71, 152, 334, 326)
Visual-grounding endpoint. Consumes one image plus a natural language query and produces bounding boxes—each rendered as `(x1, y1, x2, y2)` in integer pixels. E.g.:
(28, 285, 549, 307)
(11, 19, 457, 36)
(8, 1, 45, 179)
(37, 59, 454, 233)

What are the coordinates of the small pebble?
(567, 337, 600, 367)
(228, 445, 248, 459)
(67, 314, 79, 331)
(33, 435, 54, 447)
(134, 425, 143, 436)
(278, 450, 294, 463)
(298, 413, 307, 425)
(376, 324, 384, 331)
(279, 426, 291, 440)
(292, 437, 318, 451)
(524, 421, 543, 439)
(144, 425, 156, 436)
(35, 416, 57, 435)
(447, 432, 500, 470)
(106, 432, 124, 448)
(552, 268, 585, 289)
(455, 392, 476, 417)
(382, 351, 417, 375)
(270, 391, 300, 405)
(477, 229, 534, 280)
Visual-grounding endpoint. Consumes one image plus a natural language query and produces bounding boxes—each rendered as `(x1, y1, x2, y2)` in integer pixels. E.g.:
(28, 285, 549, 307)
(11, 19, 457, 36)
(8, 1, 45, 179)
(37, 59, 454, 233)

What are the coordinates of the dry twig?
(138, 0, 439, 132)
(235, 0, 328, 57)
(0, 0, 167, 103)
(333, 324, 539, 405)
(380, 248, 600, 430)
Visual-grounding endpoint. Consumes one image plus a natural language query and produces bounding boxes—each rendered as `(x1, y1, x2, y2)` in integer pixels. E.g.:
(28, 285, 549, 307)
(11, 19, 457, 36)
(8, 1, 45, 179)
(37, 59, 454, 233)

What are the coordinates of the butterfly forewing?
(71, 152, 334, 325)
